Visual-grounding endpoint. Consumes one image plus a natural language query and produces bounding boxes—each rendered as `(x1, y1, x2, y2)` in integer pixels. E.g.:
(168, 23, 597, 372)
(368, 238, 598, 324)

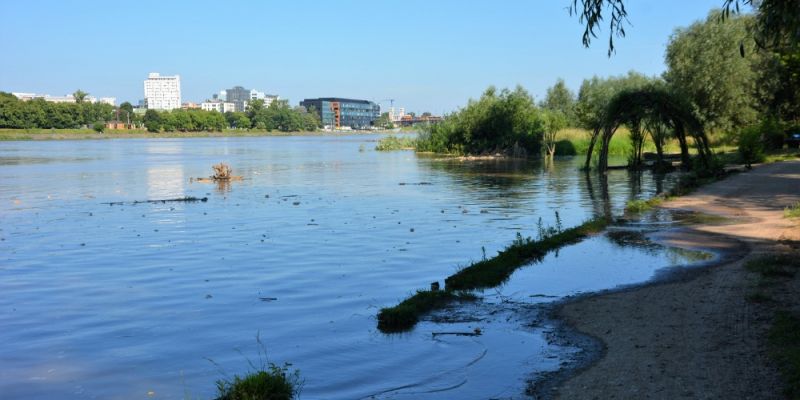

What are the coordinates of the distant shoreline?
(0, 128, 413, 141)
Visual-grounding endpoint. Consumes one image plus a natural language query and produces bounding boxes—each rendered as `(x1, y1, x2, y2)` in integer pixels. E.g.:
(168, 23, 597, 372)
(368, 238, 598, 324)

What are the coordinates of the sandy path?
(552, 160, 800, 399)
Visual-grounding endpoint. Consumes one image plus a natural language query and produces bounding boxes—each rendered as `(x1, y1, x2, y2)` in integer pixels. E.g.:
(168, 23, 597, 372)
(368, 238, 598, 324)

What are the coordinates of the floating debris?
(259, 297, 278, 302)
(398, 182, 433, 186)
(432, 328, 482, 337)
(105, 196, 208, 206)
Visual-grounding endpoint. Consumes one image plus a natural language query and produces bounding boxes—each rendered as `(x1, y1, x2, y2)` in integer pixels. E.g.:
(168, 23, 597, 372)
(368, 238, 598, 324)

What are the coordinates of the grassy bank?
(377, 217, 609, 333)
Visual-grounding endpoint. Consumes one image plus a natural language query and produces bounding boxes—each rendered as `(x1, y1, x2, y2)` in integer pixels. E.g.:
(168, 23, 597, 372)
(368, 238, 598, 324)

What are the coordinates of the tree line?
(138, 99, 321, 133)
(0, 91, 322, 133)
(0, 92, 115, 129)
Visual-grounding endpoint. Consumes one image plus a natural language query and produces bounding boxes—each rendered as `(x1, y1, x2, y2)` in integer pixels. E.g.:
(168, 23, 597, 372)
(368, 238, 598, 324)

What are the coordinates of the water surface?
(0, 135, 703, 399)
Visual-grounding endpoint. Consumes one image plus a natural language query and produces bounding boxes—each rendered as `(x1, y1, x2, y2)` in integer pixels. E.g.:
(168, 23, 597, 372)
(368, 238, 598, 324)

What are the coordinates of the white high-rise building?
(143, 72, 181, 110)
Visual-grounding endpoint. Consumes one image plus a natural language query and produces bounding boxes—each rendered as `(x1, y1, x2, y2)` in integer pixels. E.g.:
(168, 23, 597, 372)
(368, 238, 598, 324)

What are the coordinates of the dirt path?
(552, 160, 800, 399)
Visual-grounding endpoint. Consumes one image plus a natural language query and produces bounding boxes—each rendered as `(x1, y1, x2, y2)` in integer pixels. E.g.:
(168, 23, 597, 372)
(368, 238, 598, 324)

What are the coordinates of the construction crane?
(377, 99, 395, 109)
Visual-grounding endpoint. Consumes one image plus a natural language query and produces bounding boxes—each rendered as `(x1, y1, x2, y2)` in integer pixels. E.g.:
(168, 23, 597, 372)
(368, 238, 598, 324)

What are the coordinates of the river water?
(0, 135, 707, 399)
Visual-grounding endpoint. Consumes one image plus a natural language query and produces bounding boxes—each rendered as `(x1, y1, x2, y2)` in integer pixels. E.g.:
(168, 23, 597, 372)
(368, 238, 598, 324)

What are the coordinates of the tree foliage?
(0, 92, 114, 129)
(665, 11, 761, 134)
(570, 0, 629, 56)
(247, 100, 320, 132)
(571, 0, 800, 55)
(416, 86, 545, 156)
(542, 109, 568, 157)
(541, 78, 577, 126)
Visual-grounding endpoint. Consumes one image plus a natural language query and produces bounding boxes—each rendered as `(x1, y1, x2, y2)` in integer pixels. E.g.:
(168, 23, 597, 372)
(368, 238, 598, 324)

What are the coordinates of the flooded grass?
(377, 290, 478, 333)
(625, 197, 664, 213)
(375, 135, 417, 151)
(768, 310, 800, 399)
(445, 218, 609, 291)
(378, 217, 609, 332)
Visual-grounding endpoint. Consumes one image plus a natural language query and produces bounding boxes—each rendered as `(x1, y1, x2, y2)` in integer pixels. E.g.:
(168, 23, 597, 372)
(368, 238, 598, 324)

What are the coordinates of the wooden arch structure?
(592, 87, 713, 172)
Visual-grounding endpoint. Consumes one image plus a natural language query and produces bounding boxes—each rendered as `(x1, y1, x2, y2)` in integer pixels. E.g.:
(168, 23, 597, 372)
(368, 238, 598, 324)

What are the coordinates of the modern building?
(224, 86, 250, 112)
(143, 72, 181, 110)
(221, 86, 278, 112)
(299, 97, 380, 129)
(201, 100, 236, 113)
(249, 89, 278, 108)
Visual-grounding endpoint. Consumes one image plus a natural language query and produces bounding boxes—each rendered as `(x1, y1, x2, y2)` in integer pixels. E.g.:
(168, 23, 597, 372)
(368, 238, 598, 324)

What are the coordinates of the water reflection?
(146, 165, 185, 199)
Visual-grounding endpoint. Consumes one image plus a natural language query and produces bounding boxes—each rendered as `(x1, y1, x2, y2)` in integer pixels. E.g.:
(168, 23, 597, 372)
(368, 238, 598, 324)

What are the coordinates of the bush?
(738, 125, 766, 167)
(761, 118, 785, 150)
(416, 86, 545, 156)
(554, 139, 577, 156)
(92, 122, 105, 133)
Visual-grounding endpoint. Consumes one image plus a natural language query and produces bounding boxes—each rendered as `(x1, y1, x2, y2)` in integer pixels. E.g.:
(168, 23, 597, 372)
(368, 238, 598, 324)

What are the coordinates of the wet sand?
(550, 160, 800, 399)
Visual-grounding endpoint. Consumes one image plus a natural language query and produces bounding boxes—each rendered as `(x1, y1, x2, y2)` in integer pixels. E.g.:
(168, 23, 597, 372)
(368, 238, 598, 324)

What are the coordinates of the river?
(0, 134, 707, 399)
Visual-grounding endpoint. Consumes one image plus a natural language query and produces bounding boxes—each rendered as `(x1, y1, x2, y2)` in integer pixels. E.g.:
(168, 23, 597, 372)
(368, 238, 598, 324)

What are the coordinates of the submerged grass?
(375, 135, 417, 151)
(445, 218, 608, 291)
(377, 290, 477, 333)
(625, 197, 665, 214)
(377, 217, 609, 332)
(769, 310, 800, 399)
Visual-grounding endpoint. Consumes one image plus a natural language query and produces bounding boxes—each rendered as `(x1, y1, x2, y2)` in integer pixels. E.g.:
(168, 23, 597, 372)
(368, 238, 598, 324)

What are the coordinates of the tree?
(416, 86, 545, 156)
(575, 71, 653, 169)
(143, 109, 161, 132)
(73, 89, 88, 104)
(665, 11, 760, 134)
(374, 112, 394, 129)
(542, 109, 568, 157)
(542, 78, 576, 126)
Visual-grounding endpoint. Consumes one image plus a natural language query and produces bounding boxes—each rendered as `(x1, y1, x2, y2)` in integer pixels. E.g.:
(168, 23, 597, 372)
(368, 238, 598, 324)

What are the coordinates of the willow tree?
(598, 86, 711, 172)
(575, 72, 652, 170)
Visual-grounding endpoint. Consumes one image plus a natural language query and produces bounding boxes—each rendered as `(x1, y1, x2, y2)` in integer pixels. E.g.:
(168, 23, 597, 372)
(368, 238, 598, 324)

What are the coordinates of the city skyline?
(1, 0, 732, 114)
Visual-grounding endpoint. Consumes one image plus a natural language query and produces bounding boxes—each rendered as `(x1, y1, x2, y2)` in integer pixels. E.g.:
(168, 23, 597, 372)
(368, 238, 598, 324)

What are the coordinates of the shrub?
(92, 122, 105, 133)
(738, 125, 765, 167)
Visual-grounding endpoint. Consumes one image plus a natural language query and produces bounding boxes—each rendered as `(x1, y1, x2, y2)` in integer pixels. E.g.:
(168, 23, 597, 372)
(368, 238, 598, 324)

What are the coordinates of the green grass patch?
(445, 217, 609, 291)
(769, 310, 800, 399)
(377, 217, 609, 333)
(377, 290, 477, 333)
(375, 135, 417, 151)
(213, 334, 302, 400)
(216, 363, 301, 400)
(625, 197, 664, 213)
(745, 254, 800, 279)
(785, 202, 800, 219)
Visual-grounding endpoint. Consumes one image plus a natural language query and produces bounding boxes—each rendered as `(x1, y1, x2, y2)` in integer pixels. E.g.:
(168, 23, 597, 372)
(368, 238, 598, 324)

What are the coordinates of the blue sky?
(0, 0, 734, 114)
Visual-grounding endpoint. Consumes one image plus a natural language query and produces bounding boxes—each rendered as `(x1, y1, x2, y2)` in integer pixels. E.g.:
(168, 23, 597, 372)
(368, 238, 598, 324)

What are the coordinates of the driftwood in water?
(105, 196, 208, 206)
(192, 162, 243, 183)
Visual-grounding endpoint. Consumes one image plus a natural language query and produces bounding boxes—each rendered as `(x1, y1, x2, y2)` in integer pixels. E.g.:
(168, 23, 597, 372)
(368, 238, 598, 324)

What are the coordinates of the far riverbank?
(0, 128, 409, 141)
